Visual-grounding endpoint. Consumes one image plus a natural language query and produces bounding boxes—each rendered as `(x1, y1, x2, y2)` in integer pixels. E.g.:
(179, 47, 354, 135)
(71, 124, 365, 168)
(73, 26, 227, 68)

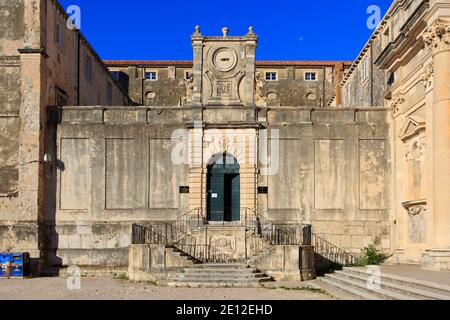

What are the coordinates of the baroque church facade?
(0, 0, 449, 277)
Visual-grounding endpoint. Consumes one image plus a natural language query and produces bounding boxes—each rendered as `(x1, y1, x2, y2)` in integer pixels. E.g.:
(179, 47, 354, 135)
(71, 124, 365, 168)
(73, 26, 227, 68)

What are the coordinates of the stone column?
(244, 27, 258, 107)
(12, 0, 46, 275)
(421, 19, 450, 270)
(191, 26, 204, 107)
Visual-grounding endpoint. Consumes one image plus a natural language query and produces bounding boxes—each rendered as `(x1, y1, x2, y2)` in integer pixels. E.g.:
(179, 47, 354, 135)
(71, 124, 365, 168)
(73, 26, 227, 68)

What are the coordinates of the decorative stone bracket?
(402, 199, 427, 216)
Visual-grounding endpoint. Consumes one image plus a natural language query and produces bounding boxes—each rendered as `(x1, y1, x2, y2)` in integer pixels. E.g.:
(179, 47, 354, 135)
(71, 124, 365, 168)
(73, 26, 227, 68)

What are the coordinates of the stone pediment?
(399, 115, 426, 142)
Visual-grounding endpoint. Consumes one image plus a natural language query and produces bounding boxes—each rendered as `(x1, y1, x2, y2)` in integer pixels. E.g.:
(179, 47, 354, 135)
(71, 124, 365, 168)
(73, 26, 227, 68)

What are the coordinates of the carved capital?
(422, 20, 450, 53)
(390, 92, 406, 117)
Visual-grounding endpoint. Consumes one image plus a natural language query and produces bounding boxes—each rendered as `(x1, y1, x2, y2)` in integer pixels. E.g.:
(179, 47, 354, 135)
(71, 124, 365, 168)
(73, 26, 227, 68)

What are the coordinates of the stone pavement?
(0, 277, 335, 300)
(380, 264, 450, 286)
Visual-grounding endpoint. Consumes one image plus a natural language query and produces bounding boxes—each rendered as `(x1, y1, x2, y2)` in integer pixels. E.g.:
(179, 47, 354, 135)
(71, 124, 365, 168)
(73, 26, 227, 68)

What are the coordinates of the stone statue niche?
(181, 71, 194, 106)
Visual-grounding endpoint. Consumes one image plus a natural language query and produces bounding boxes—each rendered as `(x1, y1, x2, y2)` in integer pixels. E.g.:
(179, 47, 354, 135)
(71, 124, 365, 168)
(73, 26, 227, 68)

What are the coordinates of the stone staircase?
(319, 267, 450, 300)
(166, 263, 273, 288)
(167, 245, 203, 265)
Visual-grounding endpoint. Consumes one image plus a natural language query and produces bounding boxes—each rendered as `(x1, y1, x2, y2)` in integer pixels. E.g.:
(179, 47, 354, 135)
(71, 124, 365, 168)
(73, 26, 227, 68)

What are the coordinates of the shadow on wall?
(40, 107, 63, 276)
(314, 253, 343, 276)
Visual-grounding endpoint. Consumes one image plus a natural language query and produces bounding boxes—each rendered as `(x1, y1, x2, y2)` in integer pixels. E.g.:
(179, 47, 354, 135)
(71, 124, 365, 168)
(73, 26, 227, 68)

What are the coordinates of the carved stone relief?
(210, 235, 236, 254)
(403, 200, 427, 244)
(390, 92, 406, 117)
(421, 63, 434, 89)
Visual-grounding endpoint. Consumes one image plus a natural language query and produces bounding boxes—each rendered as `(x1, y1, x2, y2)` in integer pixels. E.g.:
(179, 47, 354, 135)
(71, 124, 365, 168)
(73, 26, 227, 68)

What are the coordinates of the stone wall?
(106, 62, 347, 108)
(341, 32, 387, 108)
(259, 107, 392, 254)
(0, 0, 131, 272)
(52, 105, 392, 266)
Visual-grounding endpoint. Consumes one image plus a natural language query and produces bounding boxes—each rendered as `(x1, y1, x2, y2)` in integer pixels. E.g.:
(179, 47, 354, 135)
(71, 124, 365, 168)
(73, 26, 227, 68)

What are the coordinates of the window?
(361, 58, 369, 81)
(305, 72, 317, 81)
(145, 71, 157, 81)
(106, 82, 113, 105)
(111, 71, 120, 81)
(185, 71, 192, 80)
(344, 85, 350, 106)
(383, 27, 391, 47)
(55, 22, 65, 49)
(85, 55, 93, 82)
(265, 72, 277, 81)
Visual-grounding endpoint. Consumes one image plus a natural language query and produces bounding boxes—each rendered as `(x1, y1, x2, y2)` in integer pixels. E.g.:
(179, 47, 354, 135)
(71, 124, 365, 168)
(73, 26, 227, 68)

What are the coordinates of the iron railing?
(133, 207, 355, 266)
(312, 233, 356, 266)
(242, 207, 311, 246)
(131, 210, 237, 264)
(241, 207, 355, 266)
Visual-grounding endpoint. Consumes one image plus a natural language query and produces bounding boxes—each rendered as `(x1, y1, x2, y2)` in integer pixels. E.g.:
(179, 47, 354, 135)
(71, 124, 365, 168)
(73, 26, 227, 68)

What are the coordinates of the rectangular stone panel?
(268, 139, 301, 210)
(105, 139, 134, 209)
(60, 139, 91, 210)
(314, 140, 345, 210)
(0, 66, 21, 113)
(149, 139, 179, 209)
(359, 139, 388, 209)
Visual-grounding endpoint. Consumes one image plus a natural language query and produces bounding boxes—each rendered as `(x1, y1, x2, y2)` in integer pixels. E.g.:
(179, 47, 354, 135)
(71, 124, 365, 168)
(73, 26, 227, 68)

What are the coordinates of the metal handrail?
(132, 218, 237, 264)
(312, 233, 356, 266)
(133, 207, 355, 266)
(241, 207, 355, 266)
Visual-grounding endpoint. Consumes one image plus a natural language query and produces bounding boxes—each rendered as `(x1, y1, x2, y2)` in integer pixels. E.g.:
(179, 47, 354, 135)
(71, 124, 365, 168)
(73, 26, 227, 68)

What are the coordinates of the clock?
(212, 48, 237, 72)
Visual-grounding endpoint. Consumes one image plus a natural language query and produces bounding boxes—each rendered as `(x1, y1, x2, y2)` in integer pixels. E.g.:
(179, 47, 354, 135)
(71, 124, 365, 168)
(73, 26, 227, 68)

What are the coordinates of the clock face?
(213, 48, 237, 72)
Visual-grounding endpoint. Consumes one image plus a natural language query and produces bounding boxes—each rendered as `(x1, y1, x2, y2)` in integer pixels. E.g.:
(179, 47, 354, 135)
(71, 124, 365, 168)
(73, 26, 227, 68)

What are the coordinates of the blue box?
(9, 253, 30, 278)
(0, 253, 11, 278)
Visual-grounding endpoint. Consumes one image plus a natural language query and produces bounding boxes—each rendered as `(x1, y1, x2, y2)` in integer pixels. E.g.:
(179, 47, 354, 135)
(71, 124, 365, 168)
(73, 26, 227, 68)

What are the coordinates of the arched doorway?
(206, 152, 240, 222)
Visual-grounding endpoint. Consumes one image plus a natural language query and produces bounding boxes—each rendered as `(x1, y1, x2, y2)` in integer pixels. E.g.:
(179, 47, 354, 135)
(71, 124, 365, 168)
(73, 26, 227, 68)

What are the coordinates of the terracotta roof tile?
(104, 60, 352, 67)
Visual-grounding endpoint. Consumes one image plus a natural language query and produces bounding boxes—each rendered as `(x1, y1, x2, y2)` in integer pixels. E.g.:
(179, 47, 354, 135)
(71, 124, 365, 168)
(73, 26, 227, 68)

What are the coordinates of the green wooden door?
(207, 153, 240, 222)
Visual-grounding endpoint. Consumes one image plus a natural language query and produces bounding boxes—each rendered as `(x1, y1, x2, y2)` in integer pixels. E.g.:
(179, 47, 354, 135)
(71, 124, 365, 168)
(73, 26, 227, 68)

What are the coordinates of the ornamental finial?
(222, 27, 229, 38)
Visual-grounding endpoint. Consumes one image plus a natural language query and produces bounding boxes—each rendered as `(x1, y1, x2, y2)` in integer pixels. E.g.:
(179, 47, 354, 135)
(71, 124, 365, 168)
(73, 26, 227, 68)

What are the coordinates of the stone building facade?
(0, 0, 130, 271)
(106, 60, 349, 108)
(339, 0, 450, 270)
(0, 0, 449, 275)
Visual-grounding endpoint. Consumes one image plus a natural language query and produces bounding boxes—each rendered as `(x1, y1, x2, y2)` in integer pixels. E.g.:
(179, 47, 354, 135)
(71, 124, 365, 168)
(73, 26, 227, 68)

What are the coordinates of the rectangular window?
(85, 55, 93, 82)
(111, 71, 120, 81)
(305, 72, 317, 81)
(107, 82, 113, 105)
(344, 85, 350, 106)
(55, 22, 65, 49)
(361, 58, 368, 81)
(145, 71, 157, 81)
(265, 72, 277, 81)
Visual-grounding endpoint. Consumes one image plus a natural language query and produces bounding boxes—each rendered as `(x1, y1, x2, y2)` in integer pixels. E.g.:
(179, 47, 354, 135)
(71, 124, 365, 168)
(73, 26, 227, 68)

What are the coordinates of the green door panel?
(206, 153, 240, 222)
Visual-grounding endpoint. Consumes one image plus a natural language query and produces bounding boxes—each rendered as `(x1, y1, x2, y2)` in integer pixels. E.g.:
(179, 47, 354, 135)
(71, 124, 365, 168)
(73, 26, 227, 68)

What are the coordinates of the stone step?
(323, 273, 416, 300)
(319, 277, 383, 300)
(166, 281, 264, 288)
(168, 273, 267, 280)
(335, 269, 450, 300)
(183, 268, 258, 274)
(167, 277, 271, 285)
(343, 267, 450, 299)
(166, 263, 273, 287)
(191, 263, 249, 269)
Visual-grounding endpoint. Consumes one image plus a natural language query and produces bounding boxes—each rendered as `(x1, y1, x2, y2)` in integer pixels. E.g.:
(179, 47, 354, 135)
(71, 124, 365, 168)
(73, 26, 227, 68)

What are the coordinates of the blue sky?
(58, 0, 392, 61)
